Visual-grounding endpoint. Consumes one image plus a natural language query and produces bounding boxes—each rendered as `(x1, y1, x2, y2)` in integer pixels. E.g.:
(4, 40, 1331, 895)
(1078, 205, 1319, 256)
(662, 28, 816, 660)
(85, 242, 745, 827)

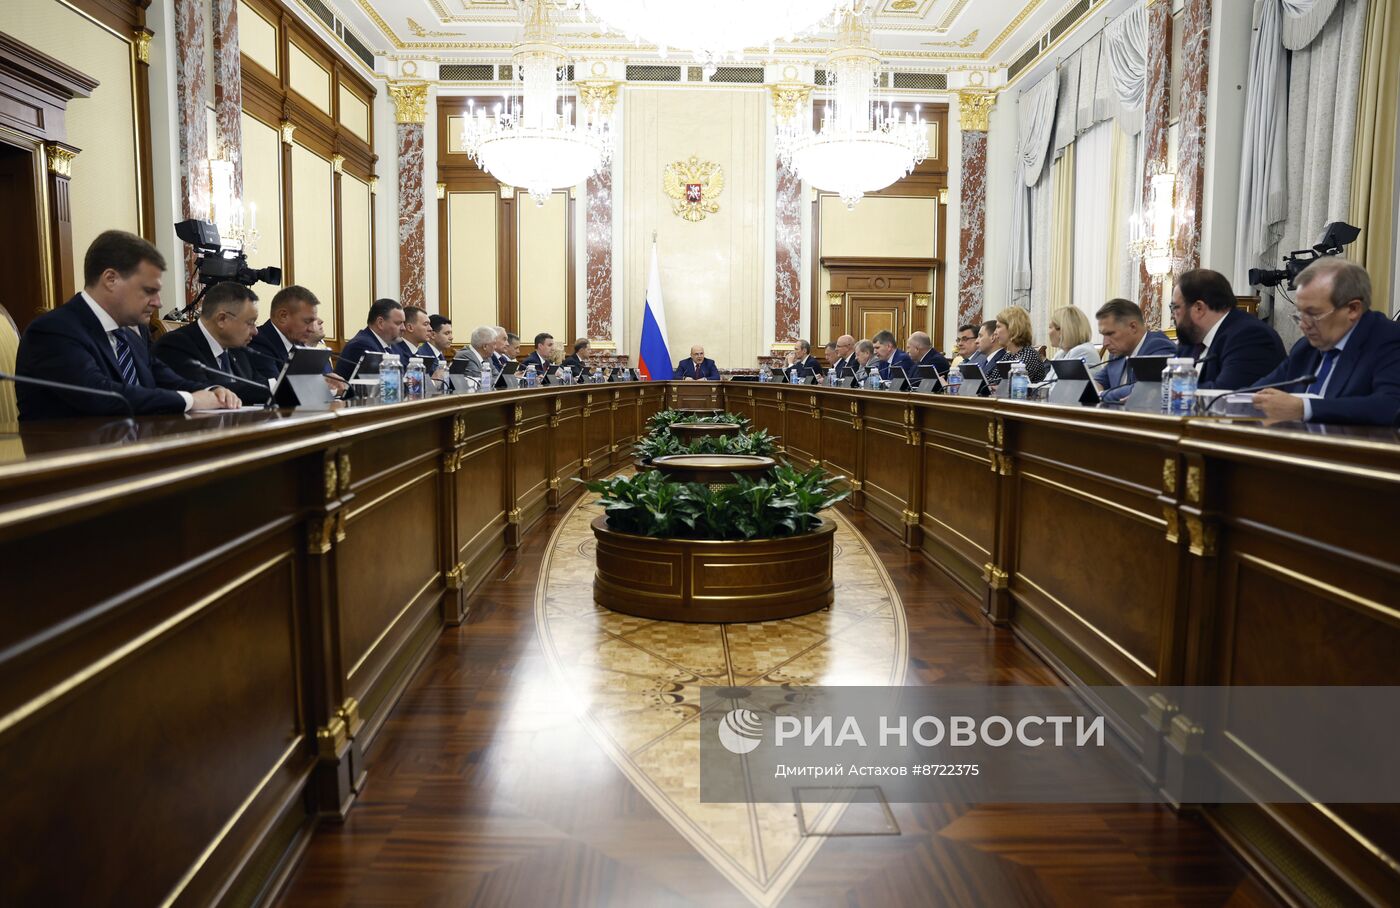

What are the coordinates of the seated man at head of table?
(15, 229, 239, 420)
(400, 306, 448, 380)
(1171, 268, 1284, 389)
(153, 280, 270, 405)
(335, 298, 407, 380)
(1092, 298, 1176, 403)
(245, 285, 342, 391)
(523, 332, 555, 371)
(871, 330, 915, 381)
(677, 344, 720, 380)
(905, 331, 950, 377)
(1251, 258, 1400, 425)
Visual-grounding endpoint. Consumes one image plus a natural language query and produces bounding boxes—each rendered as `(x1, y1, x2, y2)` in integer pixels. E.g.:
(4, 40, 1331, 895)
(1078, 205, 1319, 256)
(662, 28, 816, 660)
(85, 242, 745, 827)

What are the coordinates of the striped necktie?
(111, 328, 139, 386)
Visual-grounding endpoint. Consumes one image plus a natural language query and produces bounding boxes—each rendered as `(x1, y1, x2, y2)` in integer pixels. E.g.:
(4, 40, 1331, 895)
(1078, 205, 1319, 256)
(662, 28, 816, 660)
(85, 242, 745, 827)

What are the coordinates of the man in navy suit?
(906, 331, 950, 376)
(974, 320, 1001, 371)
(792, 339, 821, 375)
(871, 330, 915, 381)
(400, 305, 446, 379)
(15, 230, 239, 420)
(490, 326, 511, 371)
(676, 345, 720, 380)
(522, 332, 555, 372)
(1171, 269, 1285, 389)
(153, 281, 270, 405)
(829, 334, 856, 376)
(1093, 298, 1177, 403)
(335, 298, 407, 380)
(246, 285, 319, 380)
(1253, 259, 1400, 425)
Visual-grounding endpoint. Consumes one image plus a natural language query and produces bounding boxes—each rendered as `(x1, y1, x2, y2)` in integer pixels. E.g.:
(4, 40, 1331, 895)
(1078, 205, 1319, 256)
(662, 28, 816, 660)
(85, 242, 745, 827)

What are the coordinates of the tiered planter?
(651, 454, 776, 485)
(592, 516, 836, 622)
(669, 422, 743, 443)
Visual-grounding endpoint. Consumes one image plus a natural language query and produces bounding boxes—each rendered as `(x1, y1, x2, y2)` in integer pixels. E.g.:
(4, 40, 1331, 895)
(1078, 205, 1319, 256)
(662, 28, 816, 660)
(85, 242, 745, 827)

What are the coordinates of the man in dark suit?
(676, 345, 720, 380)
(872, 330, 915, 381)
(905, 331, 950, 376)
(792, 339, 821, 374)
(1093, 298, 1177, 403)
(335, 299, 407, 380)
(1252, 259, 1400, 425)
(829, 334, 856, 376)
(153, 281, 270, 405)
(400, 305, 446, 379)
(523, 332, 555, 371)
(15, 230, 239, 420)
(427, 315, 454, 360)
(246, 285, 322, 379)
(975, 320, 1002, 371)
(1171, 269, 1285, 389)
(562, 338, 590, 373)
(490, 326, 511, 370)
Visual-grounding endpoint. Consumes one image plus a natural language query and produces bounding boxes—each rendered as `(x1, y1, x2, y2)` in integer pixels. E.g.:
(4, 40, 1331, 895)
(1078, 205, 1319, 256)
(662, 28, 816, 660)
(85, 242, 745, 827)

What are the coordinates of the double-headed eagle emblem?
(663, 156, 724, 222)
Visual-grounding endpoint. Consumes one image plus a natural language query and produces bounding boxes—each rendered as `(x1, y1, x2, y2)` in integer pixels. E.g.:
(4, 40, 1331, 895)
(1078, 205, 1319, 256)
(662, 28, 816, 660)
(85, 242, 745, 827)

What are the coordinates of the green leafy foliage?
(633, 428, 777, 462)
(646, 409, 753, 433)
(585, 464, 847, 540)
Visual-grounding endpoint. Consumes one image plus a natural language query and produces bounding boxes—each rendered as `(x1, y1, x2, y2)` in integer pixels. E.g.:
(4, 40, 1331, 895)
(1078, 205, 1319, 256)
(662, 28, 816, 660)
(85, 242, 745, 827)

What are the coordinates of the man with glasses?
(154, 280, 270, 404)
(830, 334, 856, 376)
(951, 324, 979, 369)
(1253, 258, 1400, 425)
(1171, 268, 1284, 389)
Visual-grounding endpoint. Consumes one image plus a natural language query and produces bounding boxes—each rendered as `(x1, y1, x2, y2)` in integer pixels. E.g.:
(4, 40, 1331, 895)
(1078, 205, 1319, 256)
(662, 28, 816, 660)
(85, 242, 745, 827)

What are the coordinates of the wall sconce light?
(207, 155, 259, 254)
(1128, 167, 1176, 279)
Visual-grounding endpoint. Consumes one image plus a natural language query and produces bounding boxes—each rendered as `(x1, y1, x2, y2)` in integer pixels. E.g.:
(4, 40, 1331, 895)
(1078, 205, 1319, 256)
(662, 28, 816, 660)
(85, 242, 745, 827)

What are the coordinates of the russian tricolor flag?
(637, 240, 673, 380)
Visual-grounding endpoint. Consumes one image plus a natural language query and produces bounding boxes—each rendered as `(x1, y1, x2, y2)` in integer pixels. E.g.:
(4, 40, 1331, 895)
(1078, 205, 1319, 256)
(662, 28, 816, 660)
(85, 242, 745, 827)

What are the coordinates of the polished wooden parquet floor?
(276, 499, 1281, 908)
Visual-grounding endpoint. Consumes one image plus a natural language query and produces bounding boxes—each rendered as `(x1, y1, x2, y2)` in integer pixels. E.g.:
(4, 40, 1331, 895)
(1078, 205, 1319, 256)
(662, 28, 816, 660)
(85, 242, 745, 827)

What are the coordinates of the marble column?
(212, 0, 243, 200)
(1173, 0, 1212, 275)
(774, 161, 802, 346)
(390, 82, 429, 309)
(578, 81, 618, 349)
(957, 91, 994, 326)
(1140, 0, 1173, 326)
(173, 0, 210, 300)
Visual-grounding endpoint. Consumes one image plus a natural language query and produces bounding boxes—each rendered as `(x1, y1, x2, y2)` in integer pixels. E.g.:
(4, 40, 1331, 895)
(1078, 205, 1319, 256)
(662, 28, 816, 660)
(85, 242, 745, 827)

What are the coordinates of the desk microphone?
(1201, 374, 1317, 415)
(0, 370, 136, 419)
(193, 362, 273, 394)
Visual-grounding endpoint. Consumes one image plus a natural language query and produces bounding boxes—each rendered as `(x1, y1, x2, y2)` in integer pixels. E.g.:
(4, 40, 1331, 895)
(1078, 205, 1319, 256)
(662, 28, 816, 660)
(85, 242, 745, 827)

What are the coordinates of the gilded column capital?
(331, 154, 345, 174)
(575, 80, 618, 117)
(389, 81, 430, 125)
(45, 144, 78, 177)
(133, 29, 153, 65)
(279, 119, 296, 145)
(769, 82, 813, 121)
(957, 90, 994, 132)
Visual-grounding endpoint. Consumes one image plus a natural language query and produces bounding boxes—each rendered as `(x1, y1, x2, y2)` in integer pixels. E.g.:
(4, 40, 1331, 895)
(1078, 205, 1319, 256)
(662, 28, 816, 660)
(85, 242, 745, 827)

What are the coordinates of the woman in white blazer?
(1048, 306, 1101, 366)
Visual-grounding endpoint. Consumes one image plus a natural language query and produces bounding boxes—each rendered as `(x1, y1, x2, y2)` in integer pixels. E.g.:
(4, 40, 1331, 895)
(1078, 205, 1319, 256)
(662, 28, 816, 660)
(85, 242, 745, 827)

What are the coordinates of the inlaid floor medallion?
(536, 491, 909, 907)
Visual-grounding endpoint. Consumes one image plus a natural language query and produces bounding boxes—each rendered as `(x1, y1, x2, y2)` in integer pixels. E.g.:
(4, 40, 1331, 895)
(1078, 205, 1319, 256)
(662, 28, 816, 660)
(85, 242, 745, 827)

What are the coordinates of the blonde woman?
(992, 307, 1047, 383)
(1047, 306, 1101, 366)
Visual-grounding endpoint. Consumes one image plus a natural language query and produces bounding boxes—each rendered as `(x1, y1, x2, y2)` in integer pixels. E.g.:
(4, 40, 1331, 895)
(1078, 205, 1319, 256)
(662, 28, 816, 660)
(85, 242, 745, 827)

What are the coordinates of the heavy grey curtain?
(1103, 2, 1149, 135)
(1009, 73, 1060, 307)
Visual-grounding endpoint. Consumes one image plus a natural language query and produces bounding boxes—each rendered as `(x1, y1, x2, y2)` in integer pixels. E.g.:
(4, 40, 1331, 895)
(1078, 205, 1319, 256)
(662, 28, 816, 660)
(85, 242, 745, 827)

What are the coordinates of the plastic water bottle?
(378, 360, 402, 404)
(524, 364, 538, 389)
(947, 369, 963, 395)
(759, 365, 770, 383)
(1008, 361, 1031, 400)
(592, 366, 604, 384)
(864, 369, 881, 391)
(1161, 358, 1178, 413)
(1169, 359, 1198, 415)
(403, 359, 426, 401)
(477, 369, 492, 393)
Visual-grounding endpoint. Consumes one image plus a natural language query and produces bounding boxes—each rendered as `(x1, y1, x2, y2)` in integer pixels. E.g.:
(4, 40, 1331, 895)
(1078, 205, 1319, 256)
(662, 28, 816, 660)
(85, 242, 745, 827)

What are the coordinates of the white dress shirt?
(198, 320, 226, 361)
(1302, 322, 1358, 422)
(1198, 313, 1224, 356)
(81, 290, 194, 411)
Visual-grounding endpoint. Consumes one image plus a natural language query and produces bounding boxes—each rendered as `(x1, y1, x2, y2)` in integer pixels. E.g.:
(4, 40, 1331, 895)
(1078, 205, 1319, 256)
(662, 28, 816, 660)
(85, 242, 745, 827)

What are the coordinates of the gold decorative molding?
(938, 188, 949, 205)
(1186, 464, 1203, 504)
(902, 509, 919, 527)
(133, 29, 152, 65)
(548, 477, 560, 491)
(663, 155, 724, 222)
(576, 80, 618, 117)
(452, 413, 468, 445)
(1162, 458, 1177, 495)
(436, 181, 446, 199)
(337, 452, 352, 494)
(336, 697, 362, 736)
(442, 450, 464, 473)
(996, 422, 1005, 447)
(279, 120, 296, 145)
(369, 176, 380, 195)
(986, 421, 997, 445)
(582, 456, 593, 471)
(512, 404, 524, 424)
(1185, 515, 1217, 558)
(507, 507, 521, 525)
(389, 81, 429, 124)
(826, 291, 844, 308)
(307, 514, 336, 555)
(769, 82, 813, 121)
(983, 562, 1009, 590)
(45, 145, 77, 178)
(1168, 713, 1205, 755)
(445, 561, 467, 591)
(914, 293, 931, 309)
(1163, 505, 1179, 544)
(957, 89, 995, 132)
(848, 479, 863, 492)
(507, 427, 520, 444)
(322, 457, 339, 501)
(316, 716, 348, 760)
(332, 154, 345, 174)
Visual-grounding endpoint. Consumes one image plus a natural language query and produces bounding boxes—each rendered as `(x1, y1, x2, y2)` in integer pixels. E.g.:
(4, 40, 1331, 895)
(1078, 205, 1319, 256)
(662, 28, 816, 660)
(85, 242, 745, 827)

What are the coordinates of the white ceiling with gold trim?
(330, 0, 1077, 69)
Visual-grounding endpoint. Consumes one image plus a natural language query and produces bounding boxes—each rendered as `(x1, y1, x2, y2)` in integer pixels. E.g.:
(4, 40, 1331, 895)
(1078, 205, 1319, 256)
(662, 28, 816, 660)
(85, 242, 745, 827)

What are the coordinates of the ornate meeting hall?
(1, 0, 1398, 905)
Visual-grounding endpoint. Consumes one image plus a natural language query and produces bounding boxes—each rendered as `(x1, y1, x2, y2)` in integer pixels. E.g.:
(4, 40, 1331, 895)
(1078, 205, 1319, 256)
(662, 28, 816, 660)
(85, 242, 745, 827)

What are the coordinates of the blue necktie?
(218, 350, 233, 375)
(111, 329, 139, 386)
(1307, 349, 1340, 396)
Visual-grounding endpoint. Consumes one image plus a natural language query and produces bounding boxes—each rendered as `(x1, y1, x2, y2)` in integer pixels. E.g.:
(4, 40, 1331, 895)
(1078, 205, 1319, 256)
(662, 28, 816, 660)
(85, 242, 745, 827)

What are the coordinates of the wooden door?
(849, 294, 907, 343)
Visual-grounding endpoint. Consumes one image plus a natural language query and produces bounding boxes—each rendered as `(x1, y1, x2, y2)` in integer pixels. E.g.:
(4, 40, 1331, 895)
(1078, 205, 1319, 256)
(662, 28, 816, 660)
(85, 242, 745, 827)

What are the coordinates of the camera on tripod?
(1248, 221, 1361, 290)
(170, 219, 282, 320)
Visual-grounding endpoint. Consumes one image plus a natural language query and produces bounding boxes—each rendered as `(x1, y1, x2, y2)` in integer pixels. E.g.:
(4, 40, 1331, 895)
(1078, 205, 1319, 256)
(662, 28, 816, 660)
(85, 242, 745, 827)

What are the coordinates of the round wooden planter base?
(592, 515, 836, 623)
(651, 454, 775, 485)
(669, 422, 743, 442)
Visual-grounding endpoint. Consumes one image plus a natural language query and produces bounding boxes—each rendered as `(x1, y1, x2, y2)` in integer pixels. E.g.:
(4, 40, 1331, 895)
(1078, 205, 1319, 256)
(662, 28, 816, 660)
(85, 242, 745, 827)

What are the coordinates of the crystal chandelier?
(777, 13, 928, 209)
(460, 1, 613, 206)
(207, 155, 259, 253)
(568, 0, 866, 73)
(1128, 167, 1177, 277)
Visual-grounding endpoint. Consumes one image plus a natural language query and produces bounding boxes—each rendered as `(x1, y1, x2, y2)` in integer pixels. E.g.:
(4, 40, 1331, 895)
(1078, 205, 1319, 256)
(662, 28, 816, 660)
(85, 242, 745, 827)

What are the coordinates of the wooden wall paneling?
(916, 400, 995, 597)
(133, 27, 156, 240)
